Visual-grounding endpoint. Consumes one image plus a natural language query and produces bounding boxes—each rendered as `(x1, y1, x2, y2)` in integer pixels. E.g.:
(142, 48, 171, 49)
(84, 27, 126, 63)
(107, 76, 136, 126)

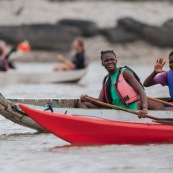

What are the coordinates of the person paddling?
(78, 50, 171, 118)
(0, 41, 9, 71)
(53, 37, 86, 71)
(0, 40, 31, 71)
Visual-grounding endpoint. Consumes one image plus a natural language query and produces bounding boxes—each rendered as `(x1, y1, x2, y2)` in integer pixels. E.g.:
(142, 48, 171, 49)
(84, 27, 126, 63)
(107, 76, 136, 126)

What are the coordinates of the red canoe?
(19, 103, 173, 145)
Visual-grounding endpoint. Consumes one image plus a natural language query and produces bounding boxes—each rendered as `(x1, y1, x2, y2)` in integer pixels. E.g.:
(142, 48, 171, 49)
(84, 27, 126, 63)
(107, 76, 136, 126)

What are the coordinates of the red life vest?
(103, 66, 143, 105)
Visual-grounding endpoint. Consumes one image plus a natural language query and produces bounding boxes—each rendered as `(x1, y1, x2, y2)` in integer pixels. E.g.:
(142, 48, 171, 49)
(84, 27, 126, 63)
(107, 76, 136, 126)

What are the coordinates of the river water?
(0, 62, 173, 173)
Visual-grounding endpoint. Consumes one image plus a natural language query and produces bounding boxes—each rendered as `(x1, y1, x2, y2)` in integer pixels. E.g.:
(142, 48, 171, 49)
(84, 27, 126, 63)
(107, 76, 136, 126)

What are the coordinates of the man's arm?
(143, 71, 158, 87)
(98, 87, 104, 102)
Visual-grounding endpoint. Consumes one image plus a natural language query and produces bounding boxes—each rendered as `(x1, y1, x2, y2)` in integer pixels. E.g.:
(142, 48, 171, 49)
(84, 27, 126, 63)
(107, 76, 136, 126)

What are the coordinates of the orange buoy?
(17, 41, 31, 52)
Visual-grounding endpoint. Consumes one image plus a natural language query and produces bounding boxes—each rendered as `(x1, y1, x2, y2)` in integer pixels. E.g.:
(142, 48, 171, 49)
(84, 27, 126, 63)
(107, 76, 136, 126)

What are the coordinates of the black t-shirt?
(71, 52, 85, 69)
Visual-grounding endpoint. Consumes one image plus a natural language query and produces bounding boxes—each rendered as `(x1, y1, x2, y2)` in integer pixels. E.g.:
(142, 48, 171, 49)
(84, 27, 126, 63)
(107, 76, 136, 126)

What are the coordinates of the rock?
(117, 17, 148, 36)
(162, 19, 173, 29)
(117, 17, 173, 47)
(0, 24, 81, 51)
(100, 27, 139, 43)
(58, 19, 99, 37)
(143, 26, 173, 47)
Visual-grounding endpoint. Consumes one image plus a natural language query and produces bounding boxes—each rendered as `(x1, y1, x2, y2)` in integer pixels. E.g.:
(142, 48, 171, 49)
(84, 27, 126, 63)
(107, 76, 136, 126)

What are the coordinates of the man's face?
(101, 53, 117, 71)
(169, 56, 173, 71)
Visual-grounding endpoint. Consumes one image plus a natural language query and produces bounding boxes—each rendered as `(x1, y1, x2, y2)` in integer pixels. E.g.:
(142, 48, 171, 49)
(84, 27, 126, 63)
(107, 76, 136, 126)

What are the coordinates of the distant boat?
(0, 68, 87, 84)
(0, 63, 87, 85)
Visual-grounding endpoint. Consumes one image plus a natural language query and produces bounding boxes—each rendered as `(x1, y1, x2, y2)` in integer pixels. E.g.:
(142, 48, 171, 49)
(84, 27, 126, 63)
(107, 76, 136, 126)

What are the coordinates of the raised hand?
(154, 57, 166, 73)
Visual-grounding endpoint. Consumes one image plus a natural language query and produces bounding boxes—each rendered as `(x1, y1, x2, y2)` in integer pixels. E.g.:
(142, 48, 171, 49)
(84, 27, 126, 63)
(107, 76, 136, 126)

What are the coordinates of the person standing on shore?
(53, 37, 86, 71)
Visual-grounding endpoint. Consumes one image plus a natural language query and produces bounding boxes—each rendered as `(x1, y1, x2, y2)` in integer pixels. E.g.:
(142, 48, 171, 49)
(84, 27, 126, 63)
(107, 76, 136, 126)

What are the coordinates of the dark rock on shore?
(100, 26, 139, 43)
(117, 17, 173, 47)
(0, 24, 81, 51)
(162, 19, 173, 29)
(117, 17, 149, 36)
(1, 17, 173, 51)
(58, 19, 99, 37)
(143, 27, 173, 47)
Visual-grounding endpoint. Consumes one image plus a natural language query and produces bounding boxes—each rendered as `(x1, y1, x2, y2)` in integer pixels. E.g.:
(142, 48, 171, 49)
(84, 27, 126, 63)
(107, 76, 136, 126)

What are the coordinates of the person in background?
(78, 50, 172, 118)
(53, 37, 86, 71)
(0, 40, 31, 71)
(143, 52, 173, 102)
(0, 40, 9, 71)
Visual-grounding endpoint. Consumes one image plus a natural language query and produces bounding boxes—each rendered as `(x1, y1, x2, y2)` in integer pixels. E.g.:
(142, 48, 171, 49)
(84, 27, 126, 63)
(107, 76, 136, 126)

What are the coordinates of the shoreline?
(1, 0, 173, 64)
(21, 36, 172, 66)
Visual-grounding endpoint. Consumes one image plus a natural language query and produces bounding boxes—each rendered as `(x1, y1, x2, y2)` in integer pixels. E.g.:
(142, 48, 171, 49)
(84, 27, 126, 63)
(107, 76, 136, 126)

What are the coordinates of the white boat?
(0, 63, 87, 85)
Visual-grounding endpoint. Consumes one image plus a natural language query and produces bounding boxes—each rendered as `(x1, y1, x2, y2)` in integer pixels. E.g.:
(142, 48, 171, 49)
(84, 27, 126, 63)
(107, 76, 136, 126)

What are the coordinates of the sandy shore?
(1, 0, 173, 64)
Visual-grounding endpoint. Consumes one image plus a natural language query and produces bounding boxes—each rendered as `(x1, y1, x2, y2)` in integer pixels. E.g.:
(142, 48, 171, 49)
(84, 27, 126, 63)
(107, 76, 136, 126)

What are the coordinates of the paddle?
(82, 95, 173, 121)
(147, 96, 173, 107)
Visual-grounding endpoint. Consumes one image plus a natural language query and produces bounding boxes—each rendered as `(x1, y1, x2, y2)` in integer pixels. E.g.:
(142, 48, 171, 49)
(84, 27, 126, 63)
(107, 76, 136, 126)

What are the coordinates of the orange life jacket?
(103, 66, 143, 105)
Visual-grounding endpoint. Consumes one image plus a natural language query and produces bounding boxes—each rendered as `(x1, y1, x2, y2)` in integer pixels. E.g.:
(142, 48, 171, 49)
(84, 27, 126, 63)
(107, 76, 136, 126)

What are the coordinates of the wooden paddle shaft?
(147, 96, 173, 107)
(83, 95, 173, 121)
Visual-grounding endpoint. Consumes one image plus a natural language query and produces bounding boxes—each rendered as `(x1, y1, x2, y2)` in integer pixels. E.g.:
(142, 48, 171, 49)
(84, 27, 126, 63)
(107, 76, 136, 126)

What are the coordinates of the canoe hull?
(19, 103, 173, 144)
(0, 93, 46, 132)
(0, 66, 87, 85)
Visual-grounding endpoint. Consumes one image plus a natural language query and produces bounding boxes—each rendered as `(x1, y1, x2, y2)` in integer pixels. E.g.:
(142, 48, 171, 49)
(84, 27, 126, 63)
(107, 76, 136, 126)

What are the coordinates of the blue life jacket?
(167, 70, 173, 98)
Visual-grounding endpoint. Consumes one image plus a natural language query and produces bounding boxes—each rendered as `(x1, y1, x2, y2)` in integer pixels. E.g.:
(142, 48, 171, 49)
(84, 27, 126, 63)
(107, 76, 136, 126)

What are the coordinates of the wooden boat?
(0, 93, 80, 132)
(0, 93, 46, 132)
(19, 103, 173, 145)
(0, 63, 87, 85)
